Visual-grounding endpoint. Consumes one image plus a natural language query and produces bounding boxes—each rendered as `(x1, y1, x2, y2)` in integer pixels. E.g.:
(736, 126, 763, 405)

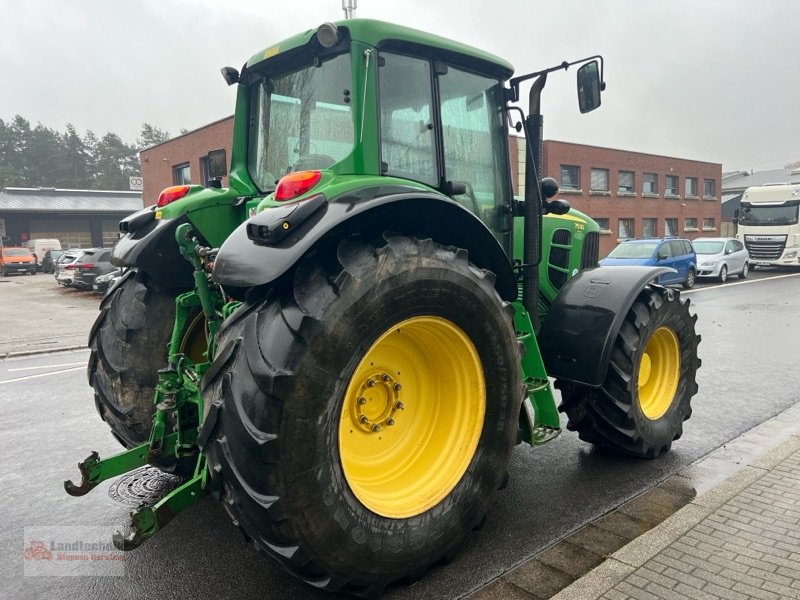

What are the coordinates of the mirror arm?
(509, 55, 605, 102)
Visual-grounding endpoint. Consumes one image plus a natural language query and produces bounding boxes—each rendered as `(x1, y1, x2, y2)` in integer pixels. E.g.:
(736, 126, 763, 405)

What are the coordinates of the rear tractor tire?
(88, 270, 207, 457)
(557, 286, 700, 458)
(200, 234, 523, 595)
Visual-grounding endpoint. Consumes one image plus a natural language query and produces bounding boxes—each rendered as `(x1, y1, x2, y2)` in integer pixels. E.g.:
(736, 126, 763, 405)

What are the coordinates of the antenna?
(342, 0, 357, 19)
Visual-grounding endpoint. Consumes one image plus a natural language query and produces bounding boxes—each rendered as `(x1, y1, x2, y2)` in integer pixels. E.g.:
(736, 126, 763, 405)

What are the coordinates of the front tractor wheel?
(557, 286, 700, 458)
(200, 234, 522, 594)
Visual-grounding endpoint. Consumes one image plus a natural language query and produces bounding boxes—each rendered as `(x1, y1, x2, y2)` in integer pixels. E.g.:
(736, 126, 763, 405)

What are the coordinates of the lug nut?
(395, 401, 404, 410)
(366, 379, 375, 388)
(393, 383, 402, 392)
(371, 424, 381, 432)
(386, 418, 395, 426)
(357, 397, 366, 405)
(382, 374, 390, 382)
(359, 415, 368, 424)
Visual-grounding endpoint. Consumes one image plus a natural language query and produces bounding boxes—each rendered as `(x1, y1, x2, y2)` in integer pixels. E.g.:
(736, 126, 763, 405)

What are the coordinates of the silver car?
(53, 250, 85, 287)
(693, 237, 750, 282)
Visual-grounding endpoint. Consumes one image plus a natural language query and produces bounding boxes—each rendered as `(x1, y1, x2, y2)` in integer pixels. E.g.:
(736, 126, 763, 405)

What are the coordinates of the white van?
(25, 239, 62, 266)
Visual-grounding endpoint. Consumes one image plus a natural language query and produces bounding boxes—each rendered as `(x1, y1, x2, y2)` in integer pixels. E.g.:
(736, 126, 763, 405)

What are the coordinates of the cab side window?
(378, 53, 437, 186)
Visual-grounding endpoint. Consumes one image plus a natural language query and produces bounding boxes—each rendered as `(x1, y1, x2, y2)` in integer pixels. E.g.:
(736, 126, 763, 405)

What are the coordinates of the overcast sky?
(2, 0, 798, 172)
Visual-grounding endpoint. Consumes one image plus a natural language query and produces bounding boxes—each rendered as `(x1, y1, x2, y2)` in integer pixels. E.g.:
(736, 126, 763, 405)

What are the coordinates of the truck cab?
(737, 183, 800, 267)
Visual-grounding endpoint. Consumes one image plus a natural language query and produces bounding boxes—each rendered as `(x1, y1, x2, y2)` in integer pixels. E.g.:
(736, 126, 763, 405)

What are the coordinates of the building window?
(594, 217, 610, 232)
(618, 170, 634, 194)
(590, 168, 609, 192)
(173, 162, 191, 185)
(685, 177, 698, 198)
(618, 218, 634, 239)
(703, 217, 715, 230)
(665, 175, 679, 196)
(643, 173, 658, 195)
(642, 218, 657, 238)
(684, 217, 698, 230)
(704, 179, 716, 199)
(560, 165, 580, 190)
(665, 218, 678, 236)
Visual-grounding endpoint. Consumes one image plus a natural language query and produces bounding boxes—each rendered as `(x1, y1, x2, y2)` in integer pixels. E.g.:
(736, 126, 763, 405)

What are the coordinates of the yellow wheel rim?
(637, 326, 680, 420)
(338, 316, 485, 519)
(179, 311, 208, 364)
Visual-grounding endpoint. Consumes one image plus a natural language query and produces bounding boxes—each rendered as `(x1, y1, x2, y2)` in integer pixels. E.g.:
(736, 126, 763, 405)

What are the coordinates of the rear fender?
(112, 215, 194, 291)
(212, 190, 517, 300)
(538, 266, 674, 387)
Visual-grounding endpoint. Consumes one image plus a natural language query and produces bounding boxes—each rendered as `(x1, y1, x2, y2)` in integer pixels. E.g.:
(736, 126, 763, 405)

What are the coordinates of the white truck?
(737, 183, 800, 267)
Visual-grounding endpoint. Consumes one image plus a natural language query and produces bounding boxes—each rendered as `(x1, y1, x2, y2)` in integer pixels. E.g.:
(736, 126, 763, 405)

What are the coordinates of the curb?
(550, 430, 800, 600)
(0, 345, 87, 359)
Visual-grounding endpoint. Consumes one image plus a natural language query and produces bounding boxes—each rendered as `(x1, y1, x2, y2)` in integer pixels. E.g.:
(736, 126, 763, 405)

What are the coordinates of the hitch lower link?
(65, 223, 223, 550)
(64, 359, 207, 550)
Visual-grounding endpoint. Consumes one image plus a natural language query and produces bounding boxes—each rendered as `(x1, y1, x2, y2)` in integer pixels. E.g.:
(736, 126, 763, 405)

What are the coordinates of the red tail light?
(157, 185, 190, 207)
(79, 263, 94, 270)
(275, 171, 321, 202)
(66, 264, 75, 270)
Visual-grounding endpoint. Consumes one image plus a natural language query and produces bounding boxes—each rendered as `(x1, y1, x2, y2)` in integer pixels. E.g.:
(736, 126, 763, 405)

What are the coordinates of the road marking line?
(683, 271, 800, 294)
(0, 366, 84, 385)
(7, 362, 86, 372)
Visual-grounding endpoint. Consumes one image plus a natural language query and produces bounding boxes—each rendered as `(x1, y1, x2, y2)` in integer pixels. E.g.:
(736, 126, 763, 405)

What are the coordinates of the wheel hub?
(351, 371, 404, 433)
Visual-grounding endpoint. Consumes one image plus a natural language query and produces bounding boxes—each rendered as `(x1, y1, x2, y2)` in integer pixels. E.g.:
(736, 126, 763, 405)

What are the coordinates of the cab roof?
(246, 18, 514, 79)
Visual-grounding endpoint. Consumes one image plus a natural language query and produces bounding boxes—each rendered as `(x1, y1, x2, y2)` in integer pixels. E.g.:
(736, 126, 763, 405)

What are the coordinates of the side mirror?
(541, 177, 559, 199)
(657, 251, 668, 260)
(207, 148, 228, 179)
(577, 60, 603, 114)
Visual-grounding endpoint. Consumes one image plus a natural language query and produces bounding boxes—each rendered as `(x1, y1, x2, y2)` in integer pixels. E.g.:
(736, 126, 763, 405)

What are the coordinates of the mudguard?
(212, 190, 518, 300)
(112, 212, 194, 290)
(538, 265, 675, 387)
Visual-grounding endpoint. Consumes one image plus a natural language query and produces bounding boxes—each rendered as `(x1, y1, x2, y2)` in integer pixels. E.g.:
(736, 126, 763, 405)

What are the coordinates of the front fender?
(538, 266, 675, 387)
(212, 189, 517, 300)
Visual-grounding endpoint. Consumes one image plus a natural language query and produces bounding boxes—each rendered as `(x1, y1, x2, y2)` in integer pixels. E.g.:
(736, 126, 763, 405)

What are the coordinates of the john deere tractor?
(67, 19, 700, 595)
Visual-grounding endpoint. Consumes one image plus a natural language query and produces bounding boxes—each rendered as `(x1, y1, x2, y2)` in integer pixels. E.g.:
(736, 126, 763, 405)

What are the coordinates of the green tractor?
(67, 19, 700, 595)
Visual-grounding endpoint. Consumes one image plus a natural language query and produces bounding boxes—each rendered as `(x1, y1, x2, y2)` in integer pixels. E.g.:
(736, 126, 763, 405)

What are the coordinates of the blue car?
(599, 238, 697, 288)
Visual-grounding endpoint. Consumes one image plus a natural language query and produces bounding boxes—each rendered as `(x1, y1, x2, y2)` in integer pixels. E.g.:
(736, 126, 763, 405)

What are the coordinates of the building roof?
(0, 187, 143, 213)
(721, 167, 800, 194)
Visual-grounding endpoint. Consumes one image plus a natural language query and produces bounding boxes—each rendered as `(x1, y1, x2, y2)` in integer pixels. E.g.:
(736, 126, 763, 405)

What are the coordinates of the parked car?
(41, 249, 65, 274)
(693, 237, 750, 282)
(599, 237, 698, 288)
(72, 248, 114, 290)
(54, 250, 85, 287)
(0, 247, 37, 276)
(92, 268, 123, 295)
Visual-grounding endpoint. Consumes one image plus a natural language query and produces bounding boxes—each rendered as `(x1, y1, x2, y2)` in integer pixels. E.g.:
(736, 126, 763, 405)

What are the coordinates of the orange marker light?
(275, 171, 321, 202)
(157, 185, 190, 207)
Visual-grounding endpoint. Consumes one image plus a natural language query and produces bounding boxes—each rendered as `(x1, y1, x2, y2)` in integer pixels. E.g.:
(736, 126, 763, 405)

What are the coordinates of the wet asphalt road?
(1, 271, 799, 599)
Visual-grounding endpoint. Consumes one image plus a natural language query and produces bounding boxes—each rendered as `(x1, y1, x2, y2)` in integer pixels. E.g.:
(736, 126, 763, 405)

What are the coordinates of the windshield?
(248, 52, 354, 192)
(693, 241, 724, 254)
(608, 242, 658, 259)
(739, 201, 799, 226)
(2, 249, 30, 257)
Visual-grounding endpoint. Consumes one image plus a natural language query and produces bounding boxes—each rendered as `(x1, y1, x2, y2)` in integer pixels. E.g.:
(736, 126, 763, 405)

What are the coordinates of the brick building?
(511, 139, 722, 257)
(140, 120, 721, 258)
(139, 116, 233, 206)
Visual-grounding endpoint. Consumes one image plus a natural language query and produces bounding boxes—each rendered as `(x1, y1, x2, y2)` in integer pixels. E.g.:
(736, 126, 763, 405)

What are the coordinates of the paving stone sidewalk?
(553, 434, 800, 600)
